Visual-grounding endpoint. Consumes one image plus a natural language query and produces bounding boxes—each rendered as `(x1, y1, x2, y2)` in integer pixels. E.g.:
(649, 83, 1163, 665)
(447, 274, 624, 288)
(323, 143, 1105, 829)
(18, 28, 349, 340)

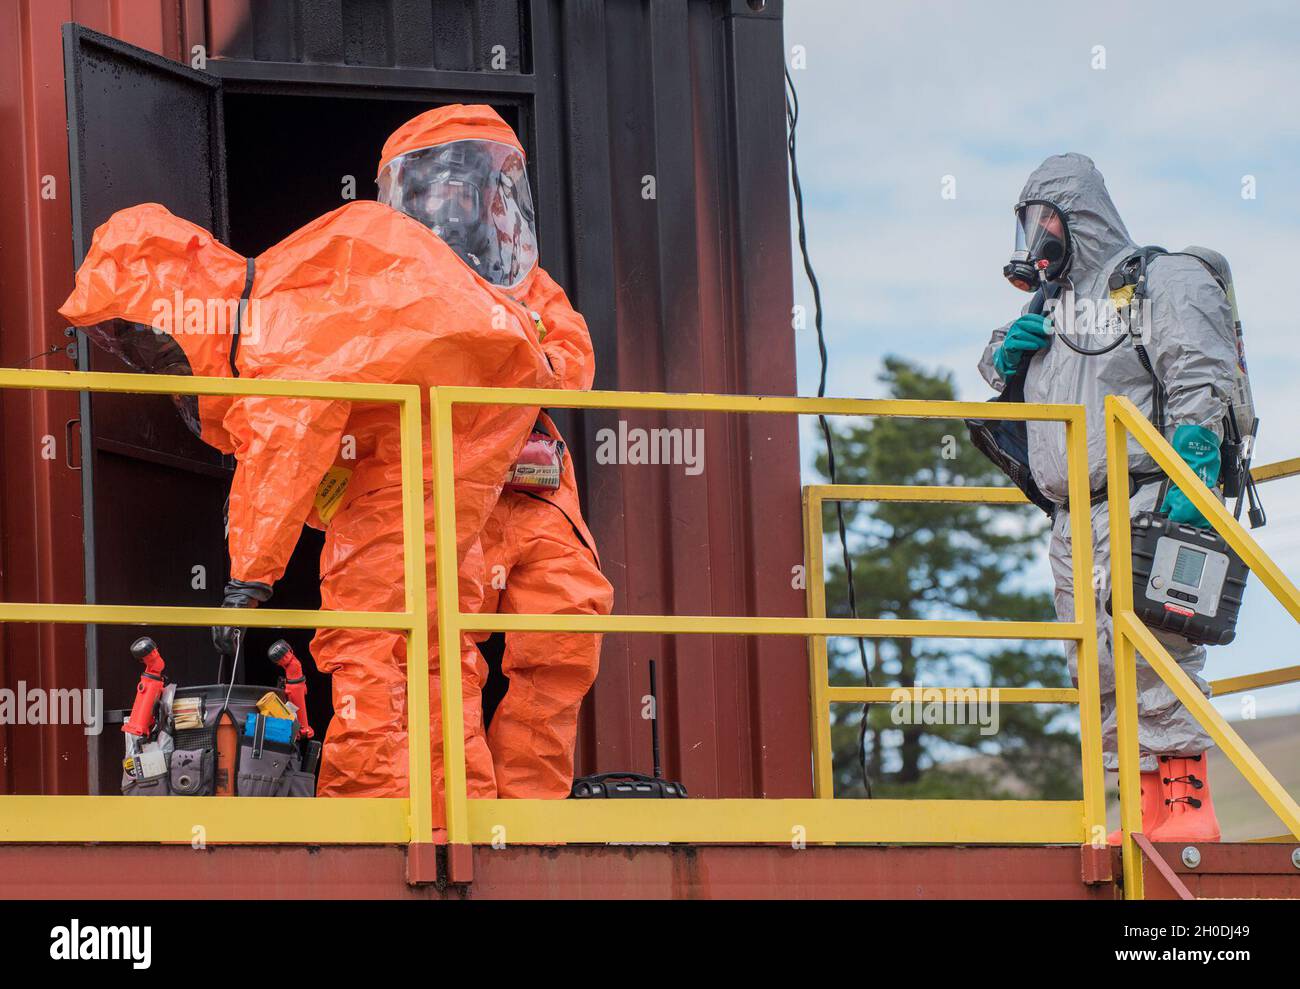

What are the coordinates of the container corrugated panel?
(206, 0, 526, 70)
(0, 0, 200, 794)
(532, 0, 810, 798)
(0, 0, 809, 799)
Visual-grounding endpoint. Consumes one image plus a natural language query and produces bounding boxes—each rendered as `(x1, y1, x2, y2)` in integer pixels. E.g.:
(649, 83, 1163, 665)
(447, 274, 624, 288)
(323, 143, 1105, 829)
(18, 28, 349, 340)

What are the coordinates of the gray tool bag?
(238, 714, 302, 797)
(120, 683, 318, 797)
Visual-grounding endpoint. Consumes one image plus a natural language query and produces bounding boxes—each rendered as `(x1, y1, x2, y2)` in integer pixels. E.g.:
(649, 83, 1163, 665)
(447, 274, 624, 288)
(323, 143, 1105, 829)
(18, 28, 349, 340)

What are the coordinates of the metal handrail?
(0, 369, 434, 870)
(429, 387, 1110, 882)
(1104, 394, 1300, 900)
(801, 477, 1106, 853)
(2, 372, 1177, 890)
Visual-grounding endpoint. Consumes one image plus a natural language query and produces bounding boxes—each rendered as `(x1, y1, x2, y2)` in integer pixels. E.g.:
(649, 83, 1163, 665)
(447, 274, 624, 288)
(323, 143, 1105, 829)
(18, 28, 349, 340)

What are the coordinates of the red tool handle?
(269, 640, 314, 738)
(123, 637, 166, 738)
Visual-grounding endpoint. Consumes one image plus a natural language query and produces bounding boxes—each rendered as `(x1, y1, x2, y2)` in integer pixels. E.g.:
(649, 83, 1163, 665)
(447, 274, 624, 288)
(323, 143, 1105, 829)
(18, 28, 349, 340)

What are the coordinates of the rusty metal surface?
(5, 839, 1293, 899)
(0, 843, 1115, 900)
(0, 0, 194, 795)
(1136, 841, 1300, 900)
(1132, 834, 1196, 900)
(521, 0, 809, 798)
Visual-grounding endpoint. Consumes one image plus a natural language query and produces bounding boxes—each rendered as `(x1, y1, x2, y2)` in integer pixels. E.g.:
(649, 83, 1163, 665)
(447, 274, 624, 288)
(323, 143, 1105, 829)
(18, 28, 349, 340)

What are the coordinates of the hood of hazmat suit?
(377, 103, 538, 290)
(978, 153, 1239, 505)
(374, 102, 601, 550)
(375, 104, 596, 522)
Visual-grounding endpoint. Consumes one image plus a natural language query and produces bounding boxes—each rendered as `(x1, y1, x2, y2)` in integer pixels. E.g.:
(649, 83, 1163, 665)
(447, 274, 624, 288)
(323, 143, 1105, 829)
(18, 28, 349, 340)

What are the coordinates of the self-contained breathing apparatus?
(967, 207, 1263, 646)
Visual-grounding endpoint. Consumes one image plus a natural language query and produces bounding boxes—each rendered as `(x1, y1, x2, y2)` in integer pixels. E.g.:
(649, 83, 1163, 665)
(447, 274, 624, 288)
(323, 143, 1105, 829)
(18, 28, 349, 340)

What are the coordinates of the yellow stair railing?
(1104, 394, 1300, 899)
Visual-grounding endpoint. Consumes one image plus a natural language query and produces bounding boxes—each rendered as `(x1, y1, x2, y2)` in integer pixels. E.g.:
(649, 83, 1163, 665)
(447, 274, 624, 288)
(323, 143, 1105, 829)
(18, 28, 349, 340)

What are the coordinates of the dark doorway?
(223, 92, 524, 255)
(479, 633, 508, 728)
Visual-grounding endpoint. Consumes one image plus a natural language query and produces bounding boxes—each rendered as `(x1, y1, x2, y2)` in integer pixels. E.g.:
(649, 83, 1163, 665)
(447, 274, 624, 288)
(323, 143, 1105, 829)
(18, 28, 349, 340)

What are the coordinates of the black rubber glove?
(212, 579, 273, 655)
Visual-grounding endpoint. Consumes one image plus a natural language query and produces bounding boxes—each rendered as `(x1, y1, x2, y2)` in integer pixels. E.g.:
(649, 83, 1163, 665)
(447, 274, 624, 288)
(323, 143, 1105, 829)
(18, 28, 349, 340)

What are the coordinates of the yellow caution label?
(314, 465, 352, 524)
(1110, 283, 1135, 309)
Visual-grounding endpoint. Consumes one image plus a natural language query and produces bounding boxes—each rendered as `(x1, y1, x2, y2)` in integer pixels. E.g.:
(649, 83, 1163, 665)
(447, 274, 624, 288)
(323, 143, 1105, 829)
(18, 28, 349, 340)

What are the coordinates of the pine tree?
(816, 356, 1081, 799)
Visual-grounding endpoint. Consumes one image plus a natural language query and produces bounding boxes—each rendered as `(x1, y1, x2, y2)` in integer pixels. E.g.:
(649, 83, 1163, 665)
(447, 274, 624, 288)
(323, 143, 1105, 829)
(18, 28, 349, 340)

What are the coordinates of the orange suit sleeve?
(222, 395, 351, 587)
(526, 267, 595, 392)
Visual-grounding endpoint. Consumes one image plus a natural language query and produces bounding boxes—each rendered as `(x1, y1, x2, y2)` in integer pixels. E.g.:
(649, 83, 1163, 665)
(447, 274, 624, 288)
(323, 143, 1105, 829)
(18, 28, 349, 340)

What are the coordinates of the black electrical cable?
(17, 344, 63, 366)
(785, 68, 873, 797)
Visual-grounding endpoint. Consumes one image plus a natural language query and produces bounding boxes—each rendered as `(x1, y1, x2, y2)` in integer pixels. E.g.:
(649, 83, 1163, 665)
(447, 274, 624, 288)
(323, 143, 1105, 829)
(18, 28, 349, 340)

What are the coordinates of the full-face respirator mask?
(1004, 199, 1071, 291)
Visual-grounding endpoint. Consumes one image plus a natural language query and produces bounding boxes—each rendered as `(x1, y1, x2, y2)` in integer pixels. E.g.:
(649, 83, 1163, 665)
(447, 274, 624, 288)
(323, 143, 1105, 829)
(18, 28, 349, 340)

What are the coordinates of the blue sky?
(784, 0, 1300, 718)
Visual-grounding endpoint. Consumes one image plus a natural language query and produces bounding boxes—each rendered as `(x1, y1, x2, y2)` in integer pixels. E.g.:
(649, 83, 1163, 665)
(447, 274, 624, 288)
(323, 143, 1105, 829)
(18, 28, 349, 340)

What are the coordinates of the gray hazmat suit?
(978, 153, 1239, 771)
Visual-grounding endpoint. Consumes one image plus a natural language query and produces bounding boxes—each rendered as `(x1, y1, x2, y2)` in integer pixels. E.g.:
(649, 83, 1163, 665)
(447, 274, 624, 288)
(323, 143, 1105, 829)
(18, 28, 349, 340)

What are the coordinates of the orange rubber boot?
(1107, 770, 1168, 845)
(1148, 754, 1221, 843)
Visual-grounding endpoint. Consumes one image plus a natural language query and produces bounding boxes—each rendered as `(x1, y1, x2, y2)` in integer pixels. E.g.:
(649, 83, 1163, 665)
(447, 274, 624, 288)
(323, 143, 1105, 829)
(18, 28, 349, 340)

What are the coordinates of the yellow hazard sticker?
(314, 465, 352, 524)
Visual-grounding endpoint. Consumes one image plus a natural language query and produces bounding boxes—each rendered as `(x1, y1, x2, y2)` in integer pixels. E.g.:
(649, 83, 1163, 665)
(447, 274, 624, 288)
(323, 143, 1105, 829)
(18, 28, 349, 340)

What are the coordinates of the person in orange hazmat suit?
(59, 175, 558, 817)
(375, 104, 614, 798)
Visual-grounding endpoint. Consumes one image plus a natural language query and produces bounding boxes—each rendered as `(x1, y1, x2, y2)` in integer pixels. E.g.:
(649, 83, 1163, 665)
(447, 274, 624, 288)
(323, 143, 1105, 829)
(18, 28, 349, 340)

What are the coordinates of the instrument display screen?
(1172, 545, 1207, 587)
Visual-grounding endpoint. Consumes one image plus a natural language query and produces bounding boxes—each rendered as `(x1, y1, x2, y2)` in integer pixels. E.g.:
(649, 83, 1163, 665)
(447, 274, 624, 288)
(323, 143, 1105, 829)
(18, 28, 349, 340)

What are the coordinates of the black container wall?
(8, 0, 809, 799)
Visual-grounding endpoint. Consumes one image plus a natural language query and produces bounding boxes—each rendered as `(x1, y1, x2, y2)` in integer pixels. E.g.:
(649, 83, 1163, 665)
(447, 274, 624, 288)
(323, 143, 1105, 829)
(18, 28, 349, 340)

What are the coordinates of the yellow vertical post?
(429, 388, 471, 878)
(399, 389, 436, 880)
(1105, 397, 1144, 900)
(802, 488, 834, 799)
(1064, 410, 1108, 859)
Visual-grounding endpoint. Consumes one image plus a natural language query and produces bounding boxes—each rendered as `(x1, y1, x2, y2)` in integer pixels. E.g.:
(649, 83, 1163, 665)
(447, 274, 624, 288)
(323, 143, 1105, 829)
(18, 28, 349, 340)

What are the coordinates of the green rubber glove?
(993, 313, 1052, 379)
(1159, 424, 1221, 528)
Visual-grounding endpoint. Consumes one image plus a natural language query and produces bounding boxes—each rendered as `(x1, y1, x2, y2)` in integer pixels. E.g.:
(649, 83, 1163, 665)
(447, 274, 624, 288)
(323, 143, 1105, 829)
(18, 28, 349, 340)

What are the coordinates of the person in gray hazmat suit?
(979, 153, 1236, 842)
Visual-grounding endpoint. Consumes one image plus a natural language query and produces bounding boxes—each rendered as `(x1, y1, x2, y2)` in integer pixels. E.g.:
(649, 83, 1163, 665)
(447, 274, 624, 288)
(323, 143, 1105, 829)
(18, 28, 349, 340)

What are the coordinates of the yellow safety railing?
(1104, 395, 1300, 899)
(0, 369, 435, 874)
(0, 371, 1145, 888)
(803, 482, 1104, 829)
(430, 387, 1110, 882)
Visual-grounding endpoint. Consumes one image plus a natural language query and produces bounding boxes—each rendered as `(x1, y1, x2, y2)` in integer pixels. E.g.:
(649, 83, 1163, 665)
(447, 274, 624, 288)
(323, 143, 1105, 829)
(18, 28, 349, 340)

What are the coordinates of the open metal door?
(62, 24, 232, 792)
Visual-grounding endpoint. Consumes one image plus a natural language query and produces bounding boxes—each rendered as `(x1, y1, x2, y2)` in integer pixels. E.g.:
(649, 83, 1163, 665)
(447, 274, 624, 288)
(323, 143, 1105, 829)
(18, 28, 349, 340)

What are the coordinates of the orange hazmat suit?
(378, 104, 614, 797)
(480, 273, 613, 798)
(59, 196, 556, 818)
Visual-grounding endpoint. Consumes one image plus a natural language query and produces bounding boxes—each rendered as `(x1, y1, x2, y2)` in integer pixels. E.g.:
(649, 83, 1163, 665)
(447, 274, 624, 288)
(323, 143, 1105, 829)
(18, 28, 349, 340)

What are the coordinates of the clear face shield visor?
(1005, 200, 1070, 290)
(377, 139, 539, 289)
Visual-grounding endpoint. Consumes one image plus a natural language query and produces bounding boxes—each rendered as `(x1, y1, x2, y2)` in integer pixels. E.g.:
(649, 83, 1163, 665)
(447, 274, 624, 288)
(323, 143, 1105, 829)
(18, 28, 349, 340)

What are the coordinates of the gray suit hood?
(1020, 153, 1134, 283)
